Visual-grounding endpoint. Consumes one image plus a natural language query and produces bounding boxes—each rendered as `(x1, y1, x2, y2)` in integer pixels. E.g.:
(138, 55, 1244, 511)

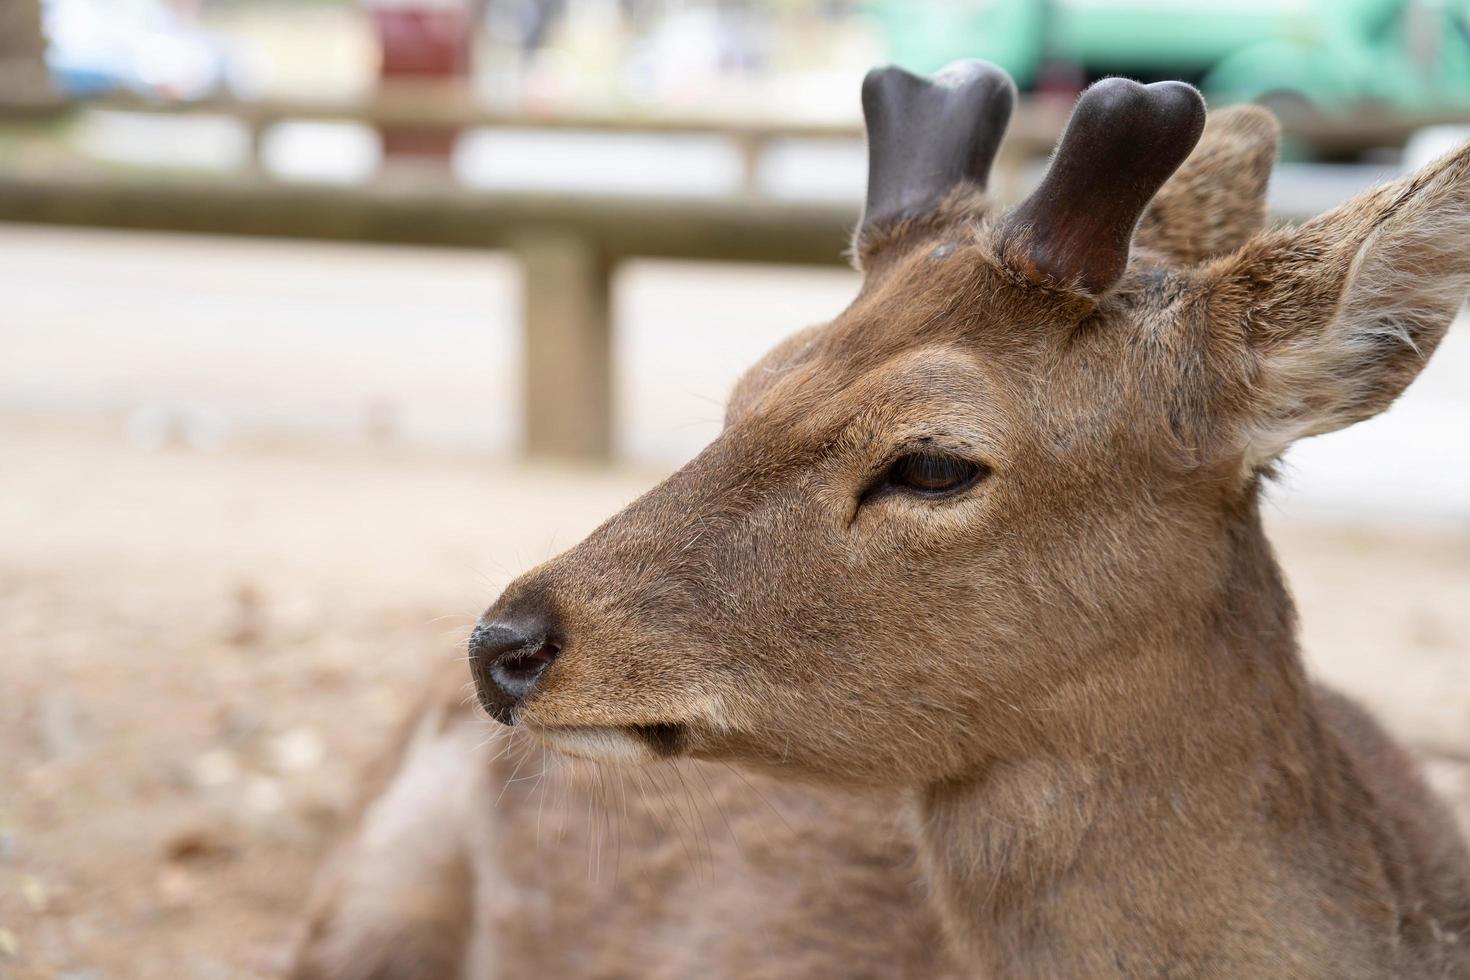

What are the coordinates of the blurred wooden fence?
(1, 87, 1466, 458)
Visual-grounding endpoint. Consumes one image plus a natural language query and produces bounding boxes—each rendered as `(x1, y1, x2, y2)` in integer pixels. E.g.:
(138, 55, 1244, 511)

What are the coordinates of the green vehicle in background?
(873, 0, 1470, 113)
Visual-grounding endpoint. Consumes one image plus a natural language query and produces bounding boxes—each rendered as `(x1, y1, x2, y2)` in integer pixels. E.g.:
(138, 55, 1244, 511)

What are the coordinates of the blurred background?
(0, 1, 1467, 976)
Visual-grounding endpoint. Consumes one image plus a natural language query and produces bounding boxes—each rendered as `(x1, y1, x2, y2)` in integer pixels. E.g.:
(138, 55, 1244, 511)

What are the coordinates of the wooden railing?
(0, 168, 857, 459)
(66, 85, 1470, 187)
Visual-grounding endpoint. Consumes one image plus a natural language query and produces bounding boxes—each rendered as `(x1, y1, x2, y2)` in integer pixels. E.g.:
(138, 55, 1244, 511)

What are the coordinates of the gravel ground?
(1, 415, 1467, 978)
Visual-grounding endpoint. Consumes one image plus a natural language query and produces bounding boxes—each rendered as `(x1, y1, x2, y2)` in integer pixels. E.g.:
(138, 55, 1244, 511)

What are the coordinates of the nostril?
(469, 618, 563, 713)
(487, 637, 561, 702)
(496, 639, 561, 681)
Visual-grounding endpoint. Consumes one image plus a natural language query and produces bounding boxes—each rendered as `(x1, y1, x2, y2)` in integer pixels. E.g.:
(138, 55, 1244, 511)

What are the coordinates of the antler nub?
(1001, 78, 1206, 296)
(860, 60, 1016, 235)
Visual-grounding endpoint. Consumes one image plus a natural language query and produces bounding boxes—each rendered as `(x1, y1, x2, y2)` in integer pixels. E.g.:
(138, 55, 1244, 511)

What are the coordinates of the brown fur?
(295, 97, 1470, 978)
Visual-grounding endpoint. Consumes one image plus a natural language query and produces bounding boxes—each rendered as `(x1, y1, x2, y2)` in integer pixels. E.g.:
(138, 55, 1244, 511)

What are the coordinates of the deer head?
(469, 62, 1470, 788)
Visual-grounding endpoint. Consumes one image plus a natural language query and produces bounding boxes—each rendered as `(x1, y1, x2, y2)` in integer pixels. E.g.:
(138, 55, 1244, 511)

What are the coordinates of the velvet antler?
(1001, 78, 1206, 296)
(859, 60, 1016, 244)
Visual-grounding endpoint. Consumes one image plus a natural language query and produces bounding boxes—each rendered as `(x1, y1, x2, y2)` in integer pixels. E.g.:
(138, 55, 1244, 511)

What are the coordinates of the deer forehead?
(734, 343, 1014, 457)
(734, 302, 1185, 470)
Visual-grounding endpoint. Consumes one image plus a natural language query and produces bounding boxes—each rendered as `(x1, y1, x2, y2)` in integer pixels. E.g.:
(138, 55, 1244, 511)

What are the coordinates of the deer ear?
(998, 78, 1206, 296)
(1208, 141, 1470, 468)
(856, 60, 1016, 268)
(1136, 105, 1279, 265)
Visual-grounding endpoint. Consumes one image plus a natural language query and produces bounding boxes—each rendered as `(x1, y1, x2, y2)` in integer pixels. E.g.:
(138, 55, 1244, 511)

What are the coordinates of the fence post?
(515, 231, 614, 461)
(0, 0, 54, 110)
(736, 133, 763, 197)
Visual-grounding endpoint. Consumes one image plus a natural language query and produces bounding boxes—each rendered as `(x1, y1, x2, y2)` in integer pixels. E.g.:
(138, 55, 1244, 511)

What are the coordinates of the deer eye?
(883, 451, 987, 497)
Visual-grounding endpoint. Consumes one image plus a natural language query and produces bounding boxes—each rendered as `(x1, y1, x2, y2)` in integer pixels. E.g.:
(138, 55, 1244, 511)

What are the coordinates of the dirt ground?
(2, 414, 1468, 979)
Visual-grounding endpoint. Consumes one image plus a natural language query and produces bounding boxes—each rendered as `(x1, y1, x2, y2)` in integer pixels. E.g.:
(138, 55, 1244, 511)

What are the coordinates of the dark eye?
(882, 451, 987, 497)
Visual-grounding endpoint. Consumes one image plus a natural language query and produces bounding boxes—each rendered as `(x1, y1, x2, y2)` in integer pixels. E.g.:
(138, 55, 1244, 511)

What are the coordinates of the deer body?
(296, 63, 1470, 978)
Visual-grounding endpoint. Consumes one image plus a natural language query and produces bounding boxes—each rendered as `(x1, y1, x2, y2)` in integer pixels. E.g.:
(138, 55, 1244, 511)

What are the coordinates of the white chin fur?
(530, 725, 656, 765)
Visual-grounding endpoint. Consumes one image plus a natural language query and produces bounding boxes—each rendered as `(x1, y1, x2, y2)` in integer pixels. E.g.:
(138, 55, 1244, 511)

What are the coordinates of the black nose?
(468, 618, 562, 724)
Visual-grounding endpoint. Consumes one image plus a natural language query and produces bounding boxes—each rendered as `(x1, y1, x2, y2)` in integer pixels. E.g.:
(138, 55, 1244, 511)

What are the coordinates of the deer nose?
(468, 618, 562, 724)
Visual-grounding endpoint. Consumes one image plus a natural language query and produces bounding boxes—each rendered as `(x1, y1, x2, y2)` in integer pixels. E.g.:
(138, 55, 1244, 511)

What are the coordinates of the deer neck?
(913, 509, 1339, 977)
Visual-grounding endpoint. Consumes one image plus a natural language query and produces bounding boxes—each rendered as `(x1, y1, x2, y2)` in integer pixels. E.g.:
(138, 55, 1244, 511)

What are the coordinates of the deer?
(293, 61, 1470, 979)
